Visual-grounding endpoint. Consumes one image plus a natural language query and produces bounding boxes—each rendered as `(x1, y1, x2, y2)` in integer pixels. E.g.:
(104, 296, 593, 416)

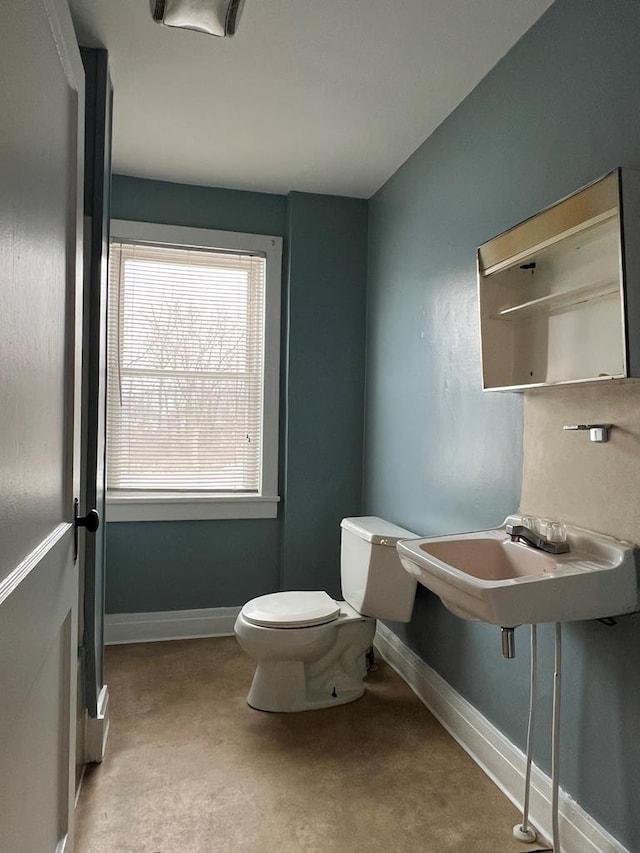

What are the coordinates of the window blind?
(106, 241, 266, 493)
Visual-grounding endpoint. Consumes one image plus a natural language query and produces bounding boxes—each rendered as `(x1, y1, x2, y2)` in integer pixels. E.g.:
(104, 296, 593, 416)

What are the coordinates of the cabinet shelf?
(478, 168, 640, 390)
(493, 280, 620, 322)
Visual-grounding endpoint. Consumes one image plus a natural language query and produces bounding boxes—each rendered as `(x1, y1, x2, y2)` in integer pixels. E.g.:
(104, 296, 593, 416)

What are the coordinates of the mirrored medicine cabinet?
(478, 168, 640, 391)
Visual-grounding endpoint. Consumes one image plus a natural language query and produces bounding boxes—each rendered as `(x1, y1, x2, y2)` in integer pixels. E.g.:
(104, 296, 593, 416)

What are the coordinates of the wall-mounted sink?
(397, 517, 638, 627)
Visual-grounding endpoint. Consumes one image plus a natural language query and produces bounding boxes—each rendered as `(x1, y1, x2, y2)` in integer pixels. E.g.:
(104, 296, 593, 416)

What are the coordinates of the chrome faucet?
(505, 523, 570, 554)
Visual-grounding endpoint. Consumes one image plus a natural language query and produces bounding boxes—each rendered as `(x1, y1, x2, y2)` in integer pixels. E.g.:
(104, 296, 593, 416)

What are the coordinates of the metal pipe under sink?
(501, 627, 516, 658)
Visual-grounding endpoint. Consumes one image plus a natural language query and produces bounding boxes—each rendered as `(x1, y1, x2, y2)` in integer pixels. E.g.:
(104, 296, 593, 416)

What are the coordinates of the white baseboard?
(374, 623, 629, 853)
(104, 606, 241, 645)
(84, 685, 110, 763)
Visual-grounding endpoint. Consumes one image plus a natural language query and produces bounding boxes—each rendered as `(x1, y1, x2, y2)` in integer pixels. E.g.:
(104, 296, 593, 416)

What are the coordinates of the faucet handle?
(563, 423, 612, 442)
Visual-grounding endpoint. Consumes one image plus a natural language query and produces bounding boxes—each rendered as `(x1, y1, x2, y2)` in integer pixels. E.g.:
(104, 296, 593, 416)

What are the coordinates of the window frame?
(106, 219, 282, 522)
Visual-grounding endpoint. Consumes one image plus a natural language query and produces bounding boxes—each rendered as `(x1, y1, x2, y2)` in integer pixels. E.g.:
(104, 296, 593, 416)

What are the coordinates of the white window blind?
(107, 240, 267, 494)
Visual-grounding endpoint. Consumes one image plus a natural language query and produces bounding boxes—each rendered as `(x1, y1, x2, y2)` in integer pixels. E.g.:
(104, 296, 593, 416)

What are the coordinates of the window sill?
(105, 494, 280, 522)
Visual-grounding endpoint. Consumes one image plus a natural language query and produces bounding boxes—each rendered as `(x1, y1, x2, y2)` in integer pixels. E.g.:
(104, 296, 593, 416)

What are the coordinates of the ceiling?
(69, 0, 555, 198)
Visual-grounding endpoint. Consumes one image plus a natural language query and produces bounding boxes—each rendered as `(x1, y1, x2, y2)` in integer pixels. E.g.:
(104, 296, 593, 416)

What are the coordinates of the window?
(106, 220, 282, 521)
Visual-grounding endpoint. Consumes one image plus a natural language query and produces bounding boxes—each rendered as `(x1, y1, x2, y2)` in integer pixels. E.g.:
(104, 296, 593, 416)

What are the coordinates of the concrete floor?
(75, 637, 541, 852)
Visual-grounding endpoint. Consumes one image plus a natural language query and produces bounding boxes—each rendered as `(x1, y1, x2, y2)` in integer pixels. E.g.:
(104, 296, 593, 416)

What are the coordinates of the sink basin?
(397, 517, 638, 627)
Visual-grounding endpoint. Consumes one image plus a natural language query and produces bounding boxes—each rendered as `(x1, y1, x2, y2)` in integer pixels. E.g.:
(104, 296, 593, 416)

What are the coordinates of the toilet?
(234, 516, 417, 712)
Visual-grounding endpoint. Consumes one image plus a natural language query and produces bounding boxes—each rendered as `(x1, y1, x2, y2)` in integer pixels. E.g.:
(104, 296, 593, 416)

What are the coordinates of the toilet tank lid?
(340, 516, 416, 546)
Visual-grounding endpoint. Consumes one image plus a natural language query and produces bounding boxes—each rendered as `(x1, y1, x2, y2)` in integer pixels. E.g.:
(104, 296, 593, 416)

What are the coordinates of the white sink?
(397, 517, 638, 627)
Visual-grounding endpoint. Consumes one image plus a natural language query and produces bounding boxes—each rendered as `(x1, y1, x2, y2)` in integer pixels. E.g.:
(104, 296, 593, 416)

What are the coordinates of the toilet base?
(246, 655, 369, 713)
(242, 614, 375, 712)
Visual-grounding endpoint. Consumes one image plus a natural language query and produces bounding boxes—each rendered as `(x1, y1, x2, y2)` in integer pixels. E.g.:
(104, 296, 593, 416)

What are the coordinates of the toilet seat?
(241, 591, 340, 628)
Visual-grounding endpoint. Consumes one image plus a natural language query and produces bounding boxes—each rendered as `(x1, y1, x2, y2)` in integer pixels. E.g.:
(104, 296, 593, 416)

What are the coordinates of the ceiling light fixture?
(151, 0, 246, 37)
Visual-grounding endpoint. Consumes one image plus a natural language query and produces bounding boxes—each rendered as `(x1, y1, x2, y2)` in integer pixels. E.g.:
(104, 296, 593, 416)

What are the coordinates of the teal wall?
(106, 176, 368, 612)
(365, 0, 640, 847)
(111, 175, 287, 236)
(282, 193, 368, 596)
(106, 519, 281, 611)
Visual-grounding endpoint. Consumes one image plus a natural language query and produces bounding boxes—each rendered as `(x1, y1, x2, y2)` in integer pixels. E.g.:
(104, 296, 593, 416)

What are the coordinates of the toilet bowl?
(235, 593, 375, 712)
(234, 517, 417, 713)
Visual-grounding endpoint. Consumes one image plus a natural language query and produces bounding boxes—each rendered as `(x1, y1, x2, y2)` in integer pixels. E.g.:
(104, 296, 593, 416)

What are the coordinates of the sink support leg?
(501, 627, 516, 659)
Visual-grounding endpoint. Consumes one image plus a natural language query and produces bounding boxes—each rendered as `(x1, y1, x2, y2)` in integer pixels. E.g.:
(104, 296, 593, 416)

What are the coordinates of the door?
(77, 46, 113, 772)
(0, 0, 85, 850)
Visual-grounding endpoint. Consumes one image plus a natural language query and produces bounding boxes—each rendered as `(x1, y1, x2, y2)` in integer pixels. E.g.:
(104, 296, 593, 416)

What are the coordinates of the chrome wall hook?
(563, 423, 612, 442)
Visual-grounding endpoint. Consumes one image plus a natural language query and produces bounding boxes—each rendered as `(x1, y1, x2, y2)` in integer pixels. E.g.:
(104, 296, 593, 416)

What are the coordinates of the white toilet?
(234, 516, 417, 712)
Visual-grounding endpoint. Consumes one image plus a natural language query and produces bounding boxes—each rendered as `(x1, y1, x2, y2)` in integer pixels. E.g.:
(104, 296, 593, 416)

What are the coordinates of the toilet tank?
(340, 516, 418, 622)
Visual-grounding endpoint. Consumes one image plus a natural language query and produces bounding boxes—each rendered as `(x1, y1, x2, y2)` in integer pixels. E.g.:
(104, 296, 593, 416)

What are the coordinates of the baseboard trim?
(374, 623, 628, 853)
(84, 685, 110, 763)
(104, 606, 241, 645)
